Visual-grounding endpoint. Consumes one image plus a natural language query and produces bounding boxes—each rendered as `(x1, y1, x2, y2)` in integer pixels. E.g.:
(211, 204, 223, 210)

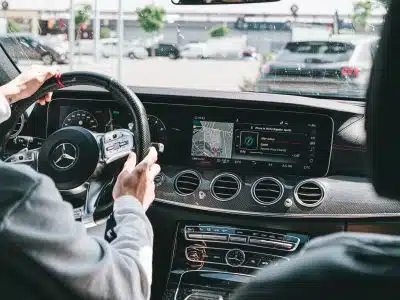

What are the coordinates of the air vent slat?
(174, 171, 201, 195)
(214, 186, 238, 191)
(252, 178, 284, 205)
(297, 192, 321, 197)
(177, 180, 199, 186)
(211, 173, 241, 201)
(295, 181, 324, 207)
(299, 186, 321, 190)
(255, 188, 281, 193)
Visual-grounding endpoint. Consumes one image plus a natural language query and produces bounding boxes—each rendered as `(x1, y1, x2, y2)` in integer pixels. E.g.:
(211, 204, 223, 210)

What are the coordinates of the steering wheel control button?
(38, 126, 100, 190)
(225, 249, 246, 267)
(50, 143, 79, 170)
(102, 129, 134, 163)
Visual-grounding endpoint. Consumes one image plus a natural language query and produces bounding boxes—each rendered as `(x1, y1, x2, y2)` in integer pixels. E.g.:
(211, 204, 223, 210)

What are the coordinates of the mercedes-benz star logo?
(51, 143, 78, 170)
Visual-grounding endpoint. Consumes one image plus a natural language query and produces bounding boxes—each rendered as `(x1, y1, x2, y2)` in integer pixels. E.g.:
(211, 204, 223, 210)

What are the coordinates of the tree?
(209, 24, 230, 38)
(75, 4, 91, 39)
(352, 0, 373, 32)
(7, 20, 21, 33)
(75, 4, 91, 28)
(100, 27, 110, 39)
(137, 5, 166, 33)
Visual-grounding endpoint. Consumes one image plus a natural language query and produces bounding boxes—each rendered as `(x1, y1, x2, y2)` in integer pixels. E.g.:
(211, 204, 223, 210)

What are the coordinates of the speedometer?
(62, 110, 98, 131)
(148, 115, 167, 145)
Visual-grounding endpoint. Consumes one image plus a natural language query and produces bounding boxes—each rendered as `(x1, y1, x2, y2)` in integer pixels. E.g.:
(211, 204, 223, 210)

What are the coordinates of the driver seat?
(233, 1, 400, 300)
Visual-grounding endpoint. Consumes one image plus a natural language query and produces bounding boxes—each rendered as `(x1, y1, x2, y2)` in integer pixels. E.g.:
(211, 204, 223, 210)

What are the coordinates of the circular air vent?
(211, 173, 241, 201)
(174, 170, 201, 196)
(294, 180, 325, 207)
(9, 114, 25, 139)
(251, 177, 284, 205)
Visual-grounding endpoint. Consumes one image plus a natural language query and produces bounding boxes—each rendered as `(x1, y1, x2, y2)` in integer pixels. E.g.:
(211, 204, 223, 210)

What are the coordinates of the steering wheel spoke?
(5, 148, 39, 170)
(82, 177, 114, 227)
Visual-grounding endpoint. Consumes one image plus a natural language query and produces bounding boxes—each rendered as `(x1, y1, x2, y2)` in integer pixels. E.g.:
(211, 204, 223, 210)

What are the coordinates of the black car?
(0, 33, 68, 65)
(146, 43, 180, 59)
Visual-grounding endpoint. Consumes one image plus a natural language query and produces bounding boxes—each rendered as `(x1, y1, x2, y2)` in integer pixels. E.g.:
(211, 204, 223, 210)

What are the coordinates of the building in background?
(1, 0, 385, 53)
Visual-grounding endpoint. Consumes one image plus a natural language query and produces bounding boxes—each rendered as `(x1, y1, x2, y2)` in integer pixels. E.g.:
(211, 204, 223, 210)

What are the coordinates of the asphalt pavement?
(18, 57, 261, 92)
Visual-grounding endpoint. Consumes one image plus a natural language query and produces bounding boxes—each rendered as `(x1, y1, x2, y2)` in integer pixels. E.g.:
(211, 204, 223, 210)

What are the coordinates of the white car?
(101, 38, 148, 59)
(180, 43, 210, 59)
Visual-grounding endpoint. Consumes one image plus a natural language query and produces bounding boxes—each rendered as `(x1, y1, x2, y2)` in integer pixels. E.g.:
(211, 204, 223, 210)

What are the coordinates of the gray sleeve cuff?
(114, 195, 144, 212)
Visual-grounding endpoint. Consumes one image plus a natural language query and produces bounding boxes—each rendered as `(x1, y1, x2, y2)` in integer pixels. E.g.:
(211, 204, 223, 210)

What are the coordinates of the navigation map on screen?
(191, 120, 234, 158)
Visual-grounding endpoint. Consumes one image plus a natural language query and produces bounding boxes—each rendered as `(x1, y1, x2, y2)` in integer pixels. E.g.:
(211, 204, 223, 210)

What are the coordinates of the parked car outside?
(255, 35, 380, 98)
(0, 33, 69, 65)
(100, 38, 148, 59)
(180, 42, 210, 59)
(242, 46, 258, 60)
(146, 43, 181, 59)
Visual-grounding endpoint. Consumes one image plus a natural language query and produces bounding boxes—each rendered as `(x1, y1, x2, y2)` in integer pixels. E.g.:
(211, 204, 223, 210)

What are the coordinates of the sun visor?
(366, 1, 400, 199)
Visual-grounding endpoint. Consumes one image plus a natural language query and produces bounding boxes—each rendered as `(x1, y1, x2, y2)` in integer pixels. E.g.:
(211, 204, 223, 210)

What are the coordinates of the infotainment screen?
(190, 112, 333, 176)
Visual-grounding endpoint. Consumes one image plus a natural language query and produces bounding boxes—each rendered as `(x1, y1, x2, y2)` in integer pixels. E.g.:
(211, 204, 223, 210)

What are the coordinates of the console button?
(187, 233, 204, 239)
(202, 234, 228, 242)
(259, 259, 270, 267)
(205, 249, 227, 264)
(185, 226, 199, 233)
(249, 238, 294, 250)
(244, 254, 262, 268)
(229, 235, 247, 243)
(207, 253, 224, 264)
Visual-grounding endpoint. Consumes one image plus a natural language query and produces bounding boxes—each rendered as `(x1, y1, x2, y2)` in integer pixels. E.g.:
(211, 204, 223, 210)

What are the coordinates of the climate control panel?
(185, 225, 301, 251)
(163, 223, 310, 299)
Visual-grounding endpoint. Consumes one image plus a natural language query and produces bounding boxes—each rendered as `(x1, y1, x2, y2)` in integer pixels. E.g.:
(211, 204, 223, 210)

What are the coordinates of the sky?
(8, 0, 386, 15)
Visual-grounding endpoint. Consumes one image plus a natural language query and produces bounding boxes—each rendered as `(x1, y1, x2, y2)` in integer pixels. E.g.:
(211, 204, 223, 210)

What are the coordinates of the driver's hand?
(112, 147, 161, 211)
(0, 65, 57, 105)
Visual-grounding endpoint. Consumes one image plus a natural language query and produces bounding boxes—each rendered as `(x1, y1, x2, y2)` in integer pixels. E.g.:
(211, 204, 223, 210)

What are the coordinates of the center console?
(162, 222, 310, 300)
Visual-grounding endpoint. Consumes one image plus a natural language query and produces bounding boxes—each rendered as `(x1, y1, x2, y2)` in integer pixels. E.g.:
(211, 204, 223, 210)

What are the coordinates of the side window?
(371, 41, 379, 60)
(357, 44, 372, 63)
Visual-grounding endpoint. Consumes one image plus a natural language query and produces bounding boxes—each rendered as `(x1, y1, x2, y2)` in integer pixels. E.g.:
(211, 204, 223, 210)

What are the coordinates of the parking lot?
(19, 57, 261, 92)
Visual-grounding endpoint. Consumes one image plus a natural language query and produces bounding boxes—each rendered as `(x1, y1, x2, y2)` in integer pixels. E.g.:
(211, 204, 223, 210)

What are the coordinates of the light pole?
(117, 0, 123, 80)
(69, 0, 75, 71)
(94, 0, 100, 61)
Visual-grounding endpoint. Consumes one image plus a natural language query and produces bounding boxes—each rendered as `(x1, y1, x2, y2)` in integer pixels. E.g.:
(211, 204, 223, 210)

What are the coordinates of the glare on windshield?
(0, 0, 386, 99)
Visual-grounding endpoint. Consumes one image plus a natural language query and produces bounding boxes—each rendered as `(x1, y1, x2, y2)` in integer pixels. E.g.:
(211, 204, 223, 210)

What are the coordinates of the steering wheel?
(0, 72, 151, 226)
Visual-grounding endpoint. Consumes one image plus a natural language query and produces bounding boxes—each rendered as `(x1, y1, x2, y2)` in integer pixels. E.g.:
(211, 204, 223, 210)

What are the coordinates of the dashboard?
(47, 99, 333, 177)
(1, 87, 384, 219)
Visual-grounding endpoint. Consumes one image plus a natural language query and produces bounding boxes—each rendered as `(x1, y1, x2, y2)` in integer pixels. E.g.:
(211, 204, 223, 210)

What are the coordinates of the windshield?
(0, 0, 386, 99)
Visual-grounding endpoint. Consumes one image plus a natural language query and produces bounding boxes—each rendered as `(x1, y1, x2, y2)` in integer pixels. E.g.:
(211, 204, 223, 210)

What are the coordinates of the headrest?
(366, 1, 400, 199)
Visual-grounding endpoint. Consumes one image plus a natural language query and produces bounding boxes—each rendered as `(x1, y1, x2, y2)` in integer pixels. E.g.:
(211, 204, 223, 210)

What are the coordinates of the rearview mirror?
(172, 0, 279, 4)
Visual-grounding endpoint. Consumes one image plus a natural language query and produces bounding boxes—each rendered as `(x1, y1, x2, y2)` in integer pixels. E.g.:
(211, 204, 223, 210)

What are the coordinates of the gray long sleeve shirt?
(0, 161, 153, 300)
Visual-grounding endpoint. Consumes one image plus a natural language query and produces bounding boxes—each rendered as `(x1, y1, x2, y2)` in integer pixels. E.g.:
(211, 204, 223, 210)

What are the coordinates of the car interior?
(0, 0, 398, 299)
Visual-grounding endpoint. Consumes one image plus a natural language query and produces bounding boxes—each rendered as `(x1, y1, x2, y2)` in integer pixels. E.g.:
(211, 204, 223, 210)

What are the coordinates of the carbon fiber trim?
(155, 166, 400, 218)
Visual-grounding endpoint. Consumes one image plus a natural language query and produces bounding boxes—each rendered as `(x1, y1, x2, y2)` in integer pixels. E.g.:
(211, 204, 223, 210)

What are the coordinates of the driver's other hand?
(0, 65, 57, 105)
(112, 147, 161, 211)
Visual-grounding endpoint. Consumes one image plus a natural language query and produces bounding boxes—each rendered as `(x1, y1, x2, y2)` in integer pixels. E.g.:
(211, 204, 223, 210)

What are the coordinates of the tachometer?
(62, 110, 98, 131)
(148, 115, 167, 145)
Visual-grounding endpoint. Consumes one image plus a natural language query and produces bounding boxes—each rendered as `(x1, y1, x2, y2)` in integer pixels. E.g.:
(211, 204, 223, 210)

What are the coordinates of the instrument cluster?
(51, 100, 168, 146)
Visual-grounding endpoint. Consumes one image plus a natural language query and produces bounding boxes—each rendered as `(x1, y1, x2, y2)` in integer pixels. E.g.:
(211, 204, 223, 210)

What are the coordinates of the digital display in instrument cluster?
(58, 106, 133, 132)
(191, 112, 333, 176)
